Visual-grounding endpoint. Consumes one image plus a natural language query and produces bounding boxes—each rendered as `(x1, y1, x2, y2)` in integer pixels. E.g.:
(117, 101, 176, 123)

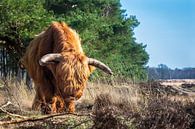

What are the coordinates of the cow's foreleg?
(65, 97, 75, 113)
(32, 92, 50, 114)
(32, 93, 42, 111)
(51, 96, 57, 113)
(56, 96, 65, 113)
(51, 96, 65, 113)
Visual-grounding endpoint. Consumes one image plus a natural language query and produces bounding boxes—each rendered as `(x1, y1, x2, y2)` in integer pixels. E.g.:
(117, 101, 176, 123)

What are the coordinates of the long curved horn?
(88, 58, 113, 75)
(39, 53, 63, 66)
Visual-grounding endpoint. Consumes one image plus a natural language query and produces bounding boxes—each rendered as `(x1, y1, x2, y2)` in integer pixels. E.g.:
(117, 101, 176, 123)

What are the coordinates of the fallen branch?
(0, 101, 27, 119)
(0, 107, 27, 119)
(0, 101, 12, 108)
(0, 112, 93, 125)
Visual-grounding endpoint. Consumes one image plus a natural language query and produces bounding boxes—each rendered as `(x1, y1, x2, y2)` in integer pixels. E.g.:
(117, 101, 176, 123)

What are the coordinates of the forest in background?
(148, 64, 195, 80)
(0, 0, 149, 81)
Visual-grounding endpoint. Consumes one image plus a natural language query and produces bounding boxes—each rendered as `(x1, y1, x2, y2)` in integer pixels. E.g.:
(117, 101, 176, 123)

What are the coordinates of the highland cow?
(20, 22, 112, 114)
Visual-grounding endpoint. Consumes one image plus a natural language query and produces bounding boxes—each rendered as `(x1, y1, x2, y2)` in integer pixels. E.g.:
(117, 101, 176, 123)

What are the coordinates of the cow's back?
(21, 21, 84, 84)
(21, 29, 53, 82)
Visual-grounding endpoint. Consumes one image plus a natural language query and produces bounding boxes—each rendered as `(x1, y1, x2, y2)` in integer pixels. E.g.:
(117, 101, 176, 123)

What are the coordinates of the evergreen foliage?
(0, 0, 54, 74)
(0, 0, 149, 81)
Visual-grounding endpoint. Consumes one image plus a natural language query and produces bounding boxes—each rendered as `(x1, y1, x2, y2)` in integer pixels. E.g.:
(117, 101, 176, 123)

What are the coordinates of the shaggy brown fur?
(20, 22, 94, 113)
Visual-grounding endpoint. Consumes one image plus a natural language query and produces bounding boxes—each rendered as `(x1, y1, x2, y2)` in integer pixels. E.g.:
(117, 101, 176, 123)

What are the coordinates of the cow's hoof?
(41, 104, 51, 114)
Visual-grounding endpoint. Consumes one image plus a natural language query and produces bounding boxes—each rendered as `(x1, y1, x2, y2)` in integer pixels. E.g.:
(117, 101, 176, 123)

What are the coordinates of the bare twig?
(0, 101, 27, 119)
(0, 107, 27, 119)
(0, 101, 12, 108)
(0, 112, 93, 125)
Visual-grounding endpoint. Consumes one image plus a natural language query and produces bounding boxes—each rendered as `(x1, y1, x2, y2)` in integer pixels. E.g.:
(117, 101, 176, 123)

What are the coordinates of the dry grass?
(1, 79, 195, 128)
(79, 82, 145, 112)
(0, 78, 35, 113)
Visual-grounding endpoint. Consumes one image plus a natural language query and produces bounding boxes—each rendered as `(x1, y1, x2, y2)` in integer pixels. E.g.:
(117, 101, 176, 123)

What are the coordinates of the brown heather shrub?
(91, 90, 195, 129)
(183, 101, 195, 129)
(136, 96, 192, 129)
(92, 93, 131, 129)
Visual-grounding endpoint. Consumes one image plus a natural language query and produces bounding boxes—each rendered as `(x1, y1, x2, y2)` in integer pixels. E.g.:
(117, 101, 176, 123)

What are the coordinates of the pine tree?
(0, 0, 149, 80)
(45, 0, 149, 80)
(0, 0, 54, 76)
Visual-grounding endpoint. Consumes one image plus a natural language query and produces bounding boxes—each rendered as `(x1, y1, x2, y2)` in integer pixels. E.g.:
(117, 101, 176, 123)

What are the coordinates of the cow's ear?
(39, 53, 63, 66)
